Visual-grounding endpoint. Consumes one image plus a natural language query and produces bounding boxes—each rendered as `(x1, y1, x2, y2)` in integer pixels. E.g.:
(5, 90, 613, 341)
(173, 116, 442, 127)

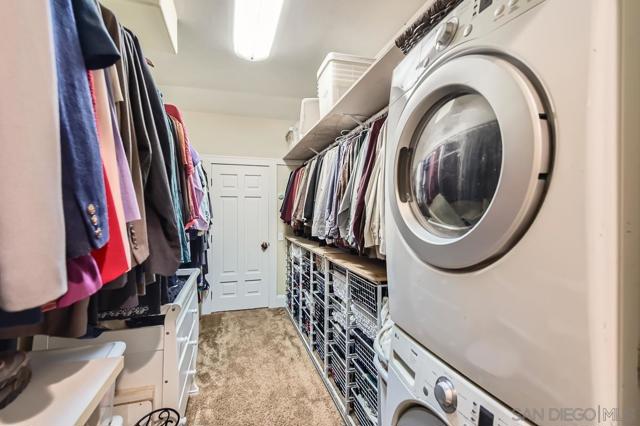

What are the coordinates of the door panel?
(206, 163, 270, 312)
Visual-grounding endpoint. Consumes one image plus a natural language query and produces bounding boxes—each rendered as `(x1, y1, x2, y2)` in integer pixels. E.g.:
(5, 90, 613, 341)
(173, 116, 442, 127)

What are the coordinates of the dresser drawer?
(176, 288, 198, 356)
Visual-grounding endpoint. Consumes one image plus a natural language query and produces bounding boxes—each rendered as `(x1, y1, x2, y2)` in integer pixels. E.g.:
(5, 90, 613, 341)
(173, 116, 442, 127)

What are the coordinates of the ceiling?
(145, 0, 426, 120)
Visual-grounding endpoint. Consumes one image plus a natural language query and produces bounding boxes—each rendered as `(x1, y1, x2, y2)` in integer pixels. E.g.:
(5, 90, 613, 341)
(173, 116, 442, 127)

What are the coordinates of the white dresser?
(34, 268, 200, 425)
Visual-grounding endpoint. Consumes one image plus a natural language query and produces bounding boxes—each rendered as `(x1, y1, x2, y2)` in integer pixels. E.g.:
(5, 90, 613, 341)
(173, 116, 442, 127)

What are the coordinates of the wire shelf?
(330, 341, 346, 362)
(301, 256, 311, 277)
(313, 303, 325, 335)
(330, 353, 349, 398)
(314, 272, 325, 296)
(332, 323, 350, 355)
(353, 359, 378, 415)
(353, 328, 377, 379)
(313, 291, 325, 309)
(302, 273, 311, 292)
(331, 309, 348, 330)
(353, 390, 377, 426)
(352, 303, 377, 340)
(315, 328, 325, 361)
(349, 273, 381, 317)
(331, 270, 348, 302)
(302, 310, 311, 337)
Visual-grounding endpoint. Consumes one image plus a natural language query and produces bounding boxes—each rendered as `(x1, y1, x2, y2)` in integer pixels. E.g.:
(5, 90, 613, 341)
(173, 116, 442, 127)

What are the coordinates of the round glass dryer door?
(410, 94, 502, 239)
(396, 406, 448, 426)
(390, 54, 551, 270)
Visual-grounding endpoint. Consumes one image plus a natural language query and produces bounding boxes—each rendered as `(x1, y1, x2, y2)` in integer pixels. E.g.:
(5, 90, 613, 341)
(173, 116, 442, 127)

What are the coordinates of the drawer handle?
(189, 340, 198, 346)
(177, 336, 188, 344)
(187, 369, 196, 375)
(188, 309, 198, 314)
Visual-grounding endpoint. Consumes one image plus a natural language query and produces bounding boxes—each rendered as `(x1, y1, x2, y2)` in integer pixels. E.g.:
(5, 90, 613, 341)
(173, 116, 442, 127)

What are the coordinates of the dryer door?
(396, 406, 448, 426)
(390, 54, 550, 269)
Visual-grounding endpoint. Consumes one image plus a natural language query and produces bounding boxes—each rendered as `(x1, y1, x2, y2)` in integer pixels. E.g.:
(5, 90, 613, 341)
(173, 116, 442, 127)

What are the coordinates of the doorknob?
(261, 241, 270, 251)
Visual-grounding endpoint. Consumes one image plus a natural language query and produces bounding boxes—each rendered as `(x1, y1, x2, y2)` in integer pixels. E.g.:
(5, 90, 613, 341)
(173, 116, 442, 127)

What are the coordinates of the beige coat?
(0, 1, 67, 311)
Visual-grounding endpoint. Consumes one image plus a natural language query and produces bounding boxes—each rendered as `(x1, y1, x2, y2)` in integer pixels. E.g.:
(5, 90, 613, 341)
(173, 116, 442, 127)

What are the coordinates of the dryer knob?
(434, 377, 457, 413)
(435, 18, 458, 51)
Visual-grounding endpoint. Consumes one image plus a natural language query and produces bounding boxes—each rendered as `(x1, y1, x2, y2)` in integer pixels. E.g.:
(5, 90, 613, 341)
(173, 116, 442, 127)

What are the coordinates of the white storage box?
(299, 98, 320, 136)
(317, 52, 374, 117)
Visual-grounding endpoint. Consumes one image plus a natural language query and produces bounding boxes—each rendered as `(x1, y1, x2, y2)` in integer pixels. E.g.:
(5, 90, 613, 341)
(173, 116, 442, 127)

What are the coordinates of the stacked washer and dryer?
(383, 0, 640, 425)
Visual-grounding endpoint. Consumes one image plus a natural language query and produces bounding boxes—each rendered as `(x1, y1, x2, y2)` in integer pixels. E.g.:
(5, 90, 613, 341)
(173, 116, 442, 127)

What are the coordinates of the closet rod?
(306, 105, 389, 163)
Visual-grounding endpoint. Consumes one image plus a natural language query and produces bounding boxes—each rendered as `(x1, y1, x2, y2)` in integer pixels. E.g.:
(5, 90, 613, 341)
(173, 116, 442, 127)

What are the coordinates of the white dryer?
(385, 326, 532, 426)
(386, 0, 639, 424)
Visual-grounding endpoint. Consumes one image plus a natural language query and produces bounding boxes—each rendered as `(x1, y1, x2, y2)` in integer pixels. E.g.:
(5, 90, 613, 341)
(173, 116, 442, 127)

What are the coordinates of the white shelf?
(283, 44, 403, 161)
(102, 0, 178, 54)
(283, 0, 440, 161)
(0, 344, 124, 426)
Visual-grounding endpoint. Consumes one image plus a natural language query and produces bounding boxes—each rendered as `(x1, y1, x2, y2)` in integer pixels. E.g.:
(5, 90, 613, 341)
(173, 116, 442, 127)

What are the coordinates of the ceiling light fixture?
(233, 0, 284, 62)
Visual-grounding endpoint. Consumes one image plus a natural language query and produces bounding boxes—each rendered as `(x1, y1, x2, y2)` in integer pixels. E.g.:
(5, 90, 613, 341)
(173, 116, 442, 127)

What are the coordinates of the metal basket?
(330, 350, 350, 398)
(332, 270, 348, 302)
(301, 256, 311, 276)
(353, 328, 376, 378)
(351, 303, 377, 340)
(354, 359, 378, 415)
(349, 274, 380, 317)
(313, 294, 325, 334)
(314, 272, 325, 296)
(332, 323, 351, 355)
(302, 272, 311, 292)
(315, 329, 325, 361)
(331, 309, 348, 330)
(353, 390, 377, 426)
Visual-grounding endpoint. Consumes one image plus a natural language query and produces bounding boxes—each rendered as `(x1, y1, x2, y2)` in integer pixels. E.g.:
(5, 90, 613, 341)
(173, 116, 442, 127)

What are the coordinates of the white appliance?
(385, 0, 639, 424)
(385, 327, 532, 426)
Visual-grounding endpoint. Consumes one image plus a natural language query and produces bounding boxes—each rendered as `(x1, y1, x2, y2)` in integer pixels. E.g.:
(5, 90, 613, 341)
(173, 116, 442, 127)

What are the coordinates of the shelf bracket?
(340, 113, 367, 127)
(308, 147, 320, 155)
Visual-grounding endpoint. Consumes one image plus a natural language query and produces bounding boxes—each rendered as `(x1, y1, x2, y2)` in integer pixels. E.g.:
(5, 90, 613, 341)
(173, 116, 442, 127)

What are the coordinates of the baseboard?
(270, 294, 286, 308)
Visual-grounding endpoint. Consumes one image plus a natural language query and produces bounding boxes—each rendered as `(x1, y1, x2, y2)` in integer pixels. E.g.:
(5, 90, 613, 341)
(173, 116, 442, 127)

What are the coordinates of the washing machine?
(385, 326, 532, 426)
(386, 0, 639, 424)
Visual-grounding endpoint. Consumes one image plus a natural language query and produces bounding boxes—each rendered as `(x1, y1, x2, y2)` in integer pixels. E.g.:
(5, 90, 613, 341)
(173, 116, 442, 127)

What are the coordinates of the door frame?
(201, 155, 283, 313)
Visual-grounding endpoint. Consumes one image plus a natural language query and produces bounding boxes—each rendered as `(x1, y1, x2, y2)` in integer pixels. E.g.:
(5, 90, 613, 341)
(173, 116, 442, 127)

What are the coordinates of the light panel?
(233, 0, 284, 61)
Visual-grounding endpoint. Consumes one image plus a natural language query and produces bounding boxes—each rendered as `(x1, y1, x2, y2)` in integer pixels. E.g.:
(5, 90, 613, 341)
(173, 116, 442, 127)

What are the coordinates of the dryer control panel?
(390, 327, 533, 426)
(415, 0, 547, 74)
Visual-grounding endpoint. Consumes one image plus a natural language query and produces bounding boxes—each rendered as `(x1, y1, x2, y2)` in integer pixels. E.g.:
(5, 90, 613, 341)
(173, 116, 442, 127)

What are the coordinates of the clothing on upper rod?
(280, 112, 388, 258)
(307, 106, 389, 160)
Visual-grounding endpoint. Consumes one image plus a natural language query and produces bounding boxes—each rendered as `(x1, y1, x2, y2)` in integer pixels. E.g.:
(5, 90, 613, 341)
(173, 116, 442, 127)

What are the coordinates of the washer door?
(396, 405, 448, 426)
(390, 54, 550, 269)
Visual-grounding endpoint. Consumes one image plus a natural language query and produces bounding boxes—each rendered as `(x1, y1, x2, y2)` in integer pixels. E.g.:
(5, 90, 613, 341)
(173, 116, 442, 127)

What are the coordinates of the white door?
(205, 163, 271, 312)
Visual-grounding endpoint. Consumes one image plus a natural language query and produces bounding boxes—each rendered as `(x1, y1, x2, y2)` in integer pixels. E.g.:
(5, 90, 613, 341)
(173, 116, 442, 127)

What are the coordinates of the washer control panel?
(390, 327, 533, 426)
(434, 376, 458, 413)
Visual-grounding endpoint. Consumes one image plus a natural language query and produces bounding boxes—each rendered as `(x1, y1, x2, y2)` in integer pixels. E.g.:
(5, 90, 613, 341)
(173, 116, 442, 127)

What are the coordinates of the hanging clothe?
(280, 113, 388, 257)
(0, 0, 67, 312)
(0, 0, 211, 337)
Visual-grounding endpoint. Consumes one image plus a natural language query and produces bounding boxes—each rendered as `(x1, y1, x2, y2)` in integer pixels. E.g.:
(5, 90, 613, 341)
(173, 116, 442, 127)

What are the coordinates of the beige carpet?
(186, 308, 343, 426)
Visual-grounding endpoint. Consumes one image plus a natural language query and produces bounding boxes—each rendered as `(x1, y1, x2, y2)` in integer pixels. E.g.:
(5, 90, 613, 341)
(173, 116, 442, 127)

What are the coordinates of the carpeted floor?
(186, 308, 343, 426)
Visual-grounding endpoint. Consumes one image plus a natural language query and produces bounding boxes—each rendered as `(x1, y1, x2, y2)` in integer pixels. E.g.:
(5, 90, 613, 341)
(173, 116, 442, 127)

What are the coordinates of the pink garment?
(109, 83, 140, 223)
(57, 255, 102, 308)
(165, 104, 200, 225)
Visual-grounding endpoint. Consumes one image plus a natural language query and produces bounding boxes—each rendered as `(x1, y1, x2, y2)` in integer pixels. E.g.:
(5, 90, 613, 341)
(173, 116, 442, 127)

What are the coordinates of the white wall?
(181, 110, 292, 159)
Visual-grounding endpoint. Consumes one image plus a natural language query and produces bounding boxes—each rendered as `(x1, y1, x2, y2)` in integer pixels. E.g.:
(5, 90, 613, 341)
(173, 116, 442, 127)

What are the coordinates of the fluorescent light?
(233, 0, 284, 61)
